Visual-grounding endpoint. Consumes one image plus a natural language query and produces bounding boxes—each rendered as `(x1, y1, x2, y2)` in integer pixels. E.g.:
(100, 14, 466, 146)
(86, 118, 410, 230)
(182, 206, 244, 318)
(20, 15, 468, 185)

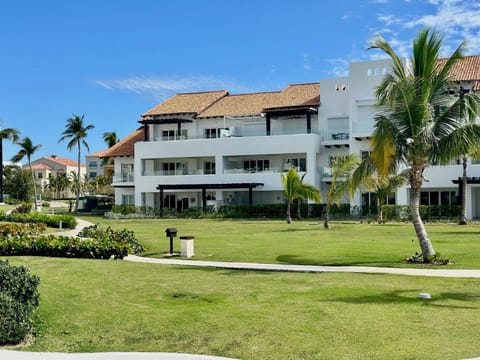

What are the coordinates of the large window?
(163, 194, 176, 209)
(162, 129, 187, 141)
(162, 162, 185, 176)
(204, 161, 216, 175)
(243, 159, 270, 173)
(421, 191, 457, 206)
(284, 157, 306, 172)
(121, 164, 134, 182)
(121, 194, 135, 206)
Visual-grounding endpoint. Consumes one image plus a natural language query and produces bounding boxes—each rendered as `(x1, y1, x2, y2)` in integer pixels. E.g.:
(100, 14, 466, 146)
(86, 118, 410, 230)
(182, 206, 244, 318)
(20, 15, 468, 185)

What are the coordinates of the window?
(121, 194, 135, 206)
(88, 161, 97, 167)
(204, 128, 228, 139)
(37, 173, 43, 179)
(89, 172, 97, 179)
(121, 164, 134, 182)
(284, 158, 306, 172)
(162, 162, 185, 176)
(204, 161, 215, 175)
(163, 194, 176, 209)
(328, 155, 347, 167)
(374, 68, 380, 76)
(367, 68, 372, 76)
(421, 191, 457, 205)
(243, 159, 270, 173)
(162, 129, 187, 141)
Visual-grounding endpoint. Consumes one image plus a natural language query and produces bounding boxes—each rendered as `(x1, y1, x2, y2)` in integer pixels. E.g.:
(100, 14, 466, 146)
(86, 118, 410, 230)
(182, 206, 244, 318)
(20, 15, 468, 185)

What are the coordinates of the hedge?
(0, 223, 144, 260)
(0, 260, 40, 345)
(0, 211, 77, 229)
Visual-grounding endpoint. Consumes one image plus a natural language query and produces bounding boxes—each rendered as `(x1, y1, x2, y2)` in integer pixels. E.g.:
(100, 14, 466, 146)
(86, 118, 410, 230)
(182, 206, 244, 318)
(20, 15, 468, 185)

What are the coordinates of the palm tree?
(11, 137, 42, 210)
(350, 156, 409, 223)
(0, 127, 20, 203)
(103, 131, 118, 148)
(281, 168, 321, 223)
(59, 114, 95, 212)
(324, 154, 359, 229)
(369, 28, 480, 262)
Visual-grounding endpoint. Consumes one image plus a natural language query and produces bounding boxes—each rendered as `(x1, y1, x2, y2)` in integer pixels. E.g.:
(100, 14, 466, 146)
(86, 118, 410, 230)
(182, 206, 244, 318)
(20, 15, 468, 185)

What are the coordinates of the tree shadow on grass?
(325, 289, 480, 309)
(276, 254, 400, 267)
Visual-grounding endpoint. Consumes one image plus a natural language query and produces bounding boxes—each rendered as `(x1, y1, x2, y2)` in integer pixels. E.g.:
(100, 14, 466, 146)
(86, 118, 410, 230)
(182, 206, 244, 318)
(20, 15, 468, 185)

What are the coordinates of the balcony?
(112, 174, 134, 183)
(142, 169, 211, 176)
(321, 129, 350, 148)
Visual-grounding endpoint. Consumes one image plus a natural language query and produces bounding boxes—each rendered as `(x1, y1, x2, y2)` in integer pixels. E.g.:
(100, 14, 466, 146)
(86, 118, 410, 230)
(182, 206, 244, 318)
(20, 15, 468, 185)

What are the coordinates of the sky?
(1, 0, 480, 164)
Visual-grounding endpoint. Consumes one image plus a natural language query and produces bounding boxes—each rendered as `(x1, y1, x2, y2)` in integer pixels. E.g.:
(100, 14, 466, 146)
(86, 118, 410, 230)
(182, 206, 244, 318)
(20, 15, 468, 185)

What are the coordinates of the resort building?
(27, 155, 86, 198)
(102, 56, 480, 218)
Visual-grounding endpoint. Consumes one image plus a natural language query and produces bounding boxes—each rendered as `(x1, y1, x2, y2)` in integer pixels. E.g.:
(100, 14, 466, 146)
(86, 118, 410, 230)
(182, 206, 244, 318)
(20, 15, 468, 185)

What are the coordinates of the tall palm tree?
(324, 154, 359, 229)
(281, 168, 321, 223)
(369, 28, 480, 262)
(103, 131, 118, 148)
(11, 137, 42, 210)
(0, 127, 20, 203)
(59, 114, 95, 212)
(350, 156, 409, 223)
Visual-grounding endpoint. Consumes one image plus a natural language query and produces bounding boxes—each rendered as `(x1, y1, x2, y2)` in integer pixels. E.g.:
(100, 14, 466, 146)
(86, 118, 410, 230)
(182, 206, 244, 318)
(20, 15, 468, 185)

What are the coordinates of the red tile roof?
(92, 128, 144, 158)
(142, 90, 228, 117)
(44, 156, 84, 167)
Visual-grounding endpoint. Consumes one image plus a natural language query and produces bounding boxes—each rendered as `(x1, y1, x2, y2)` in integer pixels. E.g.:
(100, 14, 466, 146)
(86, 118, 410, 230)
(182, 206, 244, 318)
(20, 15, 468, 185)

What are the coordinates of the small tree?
(0, 127, 20, 203)
(324, 154, 359, 229)
(59, 114, 94, 212)
(281, 168, 321, 223)
(11, 137, 42, 210)
(350, 155, 409, 223)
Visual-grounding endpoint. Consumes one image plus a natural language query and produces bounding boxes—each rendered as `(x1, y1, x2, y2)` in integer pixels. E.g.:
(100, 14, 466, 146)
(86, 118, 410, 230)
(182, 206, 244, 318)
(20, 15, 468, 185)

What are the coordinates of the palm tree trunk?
(324, 202, 331, 229)
(75, 141, 81, 212)
(377, 198, 383, 224)
(296, 199, 302, 220)
(28, 160, 38, 211)
(459, 156, 468, 225)
(410, 176, 435, 262)
(286, 201, 292, 223)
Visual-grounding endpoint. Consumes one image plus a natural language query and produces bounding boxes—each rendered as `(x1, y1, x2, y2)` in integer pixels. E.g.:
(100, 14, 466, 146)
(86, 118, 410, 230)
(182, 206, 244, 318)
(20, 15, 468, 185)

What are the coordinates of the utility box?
(180, 236, 194, 258)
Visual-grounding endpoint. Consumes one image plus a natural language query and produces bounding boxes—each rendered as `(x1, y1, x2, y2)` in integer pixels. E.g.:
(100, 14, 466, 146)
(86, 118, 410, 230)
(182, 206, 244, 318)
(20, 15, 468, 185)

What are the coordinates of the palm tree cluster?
(0, 114, 101, 212)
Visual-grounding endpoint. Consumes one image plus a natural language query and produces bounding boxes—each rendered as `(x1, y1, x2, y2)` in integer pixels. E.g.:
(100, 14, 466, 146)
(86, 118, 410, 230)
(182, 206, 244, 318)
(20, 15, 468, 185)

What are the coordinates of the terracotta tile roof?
(197, 83, 320, 118)
(142, 90, 228, 117)
(437, 55, 480, 90)
(275, 83, 320, 107)
(30, 163, 52, 170)
(197, 91, 281, 118)
(94, 128, 144, 158)
(45, 156, 84, 167)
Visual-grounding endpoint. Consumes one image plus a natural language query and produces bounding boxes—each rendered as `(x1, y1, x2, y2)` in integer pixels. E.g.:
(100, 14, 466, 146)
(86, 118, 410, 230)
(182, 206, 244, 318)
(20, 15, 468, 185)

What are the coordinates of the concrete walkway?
(124, 254, 480, 278)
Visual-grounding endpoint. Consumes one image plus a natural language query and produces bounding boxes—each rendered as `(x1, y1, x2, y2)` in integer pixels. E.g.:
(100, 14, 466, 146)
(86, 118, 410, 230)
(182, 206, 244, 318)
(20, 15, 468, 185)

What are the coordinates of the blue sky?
(1, 0, 479, 163)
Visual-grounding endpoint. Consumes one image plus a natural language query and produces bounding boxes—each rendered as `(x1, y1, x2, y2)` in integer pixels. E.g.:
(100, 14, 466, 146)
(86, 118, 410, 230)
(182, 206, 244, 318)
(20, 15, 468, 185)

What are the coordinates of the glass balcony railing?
(142, 169, 212, 176)
(112, 174, 134, 183)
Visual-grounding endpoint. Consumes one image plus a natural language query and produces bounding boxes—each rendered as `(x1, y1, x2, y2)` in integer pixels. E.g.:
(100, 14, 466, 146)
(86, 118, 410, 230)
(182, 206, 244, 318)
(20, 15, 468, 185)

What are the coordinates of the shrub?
(78, 224, 145, 255)
(0, 260, 40, 345)
(0, 211, 77, 229)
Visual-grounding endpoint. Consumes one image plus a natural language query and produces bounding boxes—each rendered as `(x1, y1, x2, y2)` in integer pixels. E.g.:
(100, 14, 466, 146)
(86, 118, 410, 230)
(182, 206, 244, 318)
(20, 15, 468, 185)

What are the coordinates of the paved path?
(125, 254, 480, 278)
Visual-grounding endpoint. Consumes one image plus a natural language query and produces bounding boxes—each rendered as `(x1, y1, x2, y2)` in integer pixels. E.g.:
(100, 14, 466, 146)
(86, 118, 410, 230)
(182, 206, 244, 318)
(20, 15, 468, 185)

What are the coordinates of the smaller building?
(26, 155, 86, 198)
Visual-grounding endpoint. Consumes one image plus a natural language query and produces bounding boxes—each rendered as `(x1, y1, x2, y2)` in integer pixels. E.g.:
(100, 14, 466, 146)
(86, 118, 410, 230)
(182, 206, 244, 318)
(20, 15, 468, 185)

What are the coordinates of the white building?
(106, 56, 480, 218)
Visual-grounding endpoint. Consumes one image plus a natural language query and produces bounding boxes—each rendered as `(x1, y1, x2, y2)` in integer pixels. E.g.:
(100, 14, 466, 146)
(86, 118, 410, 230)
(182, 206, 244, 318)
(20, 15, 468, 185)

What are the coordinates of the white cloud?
(96, 75, 249, 100)
(327, 58, 350, 77)
(376, 0, 480, 55)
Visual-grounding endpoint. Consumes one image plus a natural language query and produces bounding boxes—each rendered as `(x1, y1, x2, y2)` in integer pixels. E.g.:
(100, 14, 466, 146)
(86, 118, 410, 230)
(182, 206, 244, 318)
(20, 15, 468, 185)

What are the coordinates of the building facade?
(104, 56, 480, 218)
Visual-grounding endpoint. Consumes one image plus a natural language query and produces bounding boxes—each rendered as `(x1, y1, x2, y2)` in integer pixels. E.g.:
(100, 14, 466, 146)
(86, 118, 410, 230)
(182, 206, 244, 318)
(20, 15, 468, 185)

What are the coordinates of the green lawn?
(79, 216, 480, 269)
(2, 256, 480, 360)
(2, 217, 480, 359)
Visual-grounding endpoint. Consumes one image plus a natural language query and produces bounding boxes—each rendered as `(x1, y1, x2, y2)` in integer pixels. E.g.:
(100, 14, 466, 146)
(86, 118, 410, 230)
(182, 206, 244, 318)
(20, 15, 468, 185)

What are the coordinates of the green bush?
(78, 224, 145, 255)
(0, 211, 77, 229)
(0, 260, 40, 345)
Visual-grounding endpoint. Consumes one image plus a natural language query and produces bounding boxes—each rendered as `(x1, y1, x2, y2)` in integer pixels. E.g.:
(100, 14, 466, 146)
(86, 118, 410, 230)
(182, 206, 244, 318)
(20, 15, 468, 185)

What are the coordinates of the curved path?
(124, 255, 480, 278)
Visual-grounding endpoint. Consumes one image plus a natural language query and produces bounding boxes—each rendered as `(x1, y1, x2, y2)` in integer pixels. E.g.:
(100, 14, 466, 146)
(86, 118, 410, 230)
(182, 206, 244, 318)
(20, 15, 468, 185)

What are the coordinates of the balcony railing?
(321, 129, 350, 142)
(113, 174, 134, 183)
(223, 168, 281, 174)
(142, 169, 212, 176)
(149, 128, 321, 142)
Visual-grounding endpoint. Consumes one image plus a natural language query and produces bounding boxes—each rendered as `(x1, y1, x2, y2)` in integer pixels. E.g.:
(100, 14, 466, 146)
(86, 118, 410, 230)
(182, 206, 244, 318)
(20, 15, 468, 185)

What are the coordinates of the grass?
(2, 256, 480, 360)
(2, 217, 480, 358)
(79, 216, 480, 268)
